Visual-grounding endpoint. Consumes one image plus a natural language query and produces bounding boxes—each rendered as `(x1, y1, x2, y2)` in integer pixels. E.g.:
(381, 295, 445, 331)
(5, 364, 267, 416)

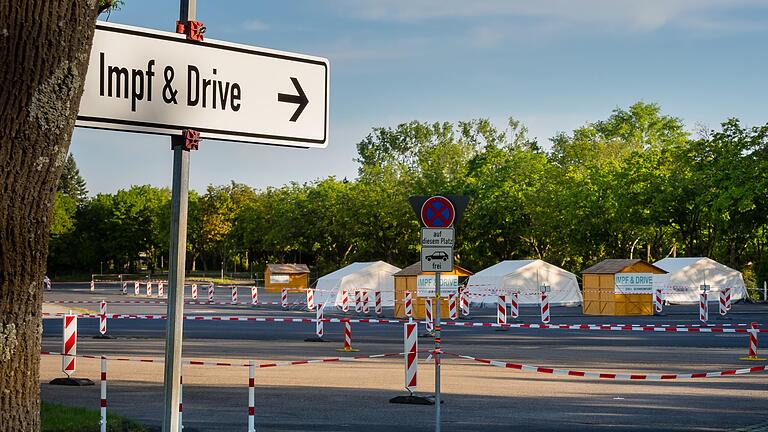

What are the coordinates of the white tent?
(314, 261, 401, 309)
(653, 257, 747, 303)
(466, 260, 582, 306)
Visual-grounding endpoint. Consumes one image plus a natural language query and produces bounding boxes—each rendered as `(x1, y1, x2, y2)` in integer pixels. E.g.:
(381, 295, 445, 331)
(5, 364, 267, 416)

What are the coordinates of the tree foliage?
(48, 103, 768, 288)
(57, 153, 88, 205)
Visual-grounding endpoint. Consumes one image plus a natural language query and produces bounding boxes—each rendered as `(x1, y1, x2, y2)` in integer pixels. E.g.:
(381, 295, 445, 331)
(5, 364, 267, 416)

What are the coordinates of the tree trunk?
(0, 2, 99, 430)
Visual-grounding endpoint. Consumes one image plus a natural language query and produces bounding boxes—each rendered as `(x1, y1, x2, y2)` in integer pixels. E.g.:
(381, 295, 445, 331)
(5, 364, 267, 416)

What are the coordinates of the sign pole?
(162, 3, 195, 432)
(434, 271, 441, 432)
(410, 195, 466, 426)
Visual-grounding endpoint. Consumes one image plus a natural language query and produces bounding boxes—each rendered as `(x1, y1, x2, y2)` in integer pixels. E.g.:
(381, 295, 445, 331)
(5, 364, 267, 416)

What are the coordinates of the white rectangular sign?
(416, 275, 458, 297)
(614, 273, 654, 294)
(76, 22, 329, 148)
(421, 246, 453, 272)
(269, 274, 290, 284)
(421, 228, 454, 247)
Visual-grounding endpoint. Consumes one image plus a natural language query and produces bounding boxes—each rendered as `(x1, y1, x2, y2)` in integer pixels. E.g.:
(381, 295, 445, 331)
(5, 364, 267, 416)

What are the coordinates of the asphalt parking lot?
(40, 283, 768, 431)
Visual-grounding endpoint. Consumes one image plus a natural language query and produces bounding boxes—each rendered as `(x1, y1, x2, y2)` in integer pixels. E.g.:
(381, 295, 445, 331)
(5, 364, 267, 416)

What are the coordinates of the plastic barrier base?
(740, 356, 767, 361)
(304, 336, 326, 343)
(92, 334, 116, 339)
(389, 394, 436, 405)
(336, 347, 360, 353)
(49, 377, 94, 386)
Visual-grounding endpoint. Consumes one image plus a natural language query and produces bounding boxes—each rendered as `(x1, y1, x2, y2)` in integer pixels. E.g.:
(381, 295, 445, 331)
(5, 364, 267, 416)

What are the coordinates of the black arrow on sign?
(277, 77, 309, 122)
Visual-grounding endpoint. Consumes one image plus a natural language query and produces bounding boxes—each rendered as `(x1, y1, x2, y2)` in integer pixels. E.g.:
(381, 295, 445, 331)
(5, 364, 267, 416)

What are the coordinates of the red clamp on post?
(176, 20, 205, 41)
(171, 129, 201, 151)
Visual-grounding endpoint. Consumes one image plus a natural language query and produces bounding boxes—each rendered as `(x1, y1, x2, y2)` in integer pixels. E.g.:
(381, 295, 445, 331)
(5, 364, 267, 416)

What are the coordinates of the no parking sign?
(408, 195, 468, 228)
(409, 195, 468, 272)
(421, 196, 455, 228)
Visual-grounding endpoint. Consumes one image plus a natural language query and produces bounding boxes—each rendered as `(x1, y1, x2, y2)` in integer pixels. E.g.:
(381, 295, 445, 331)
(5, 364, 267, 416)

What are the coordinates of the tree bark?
(0, 2, 99, 430)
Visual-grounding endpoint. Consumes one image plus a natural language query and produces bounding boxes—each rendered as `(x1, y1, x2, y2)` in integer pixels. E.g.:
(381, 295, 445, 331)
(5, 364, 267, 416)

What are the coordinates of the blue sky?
(74, 0, 768, 195)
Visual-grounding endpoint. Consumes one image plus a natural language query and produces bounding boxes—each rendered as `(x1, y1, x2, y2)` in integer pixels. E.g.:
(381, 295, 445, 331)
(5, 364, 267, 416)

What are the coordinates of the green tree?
(0, 1, 121, 426)
(57, 153, 88, 205)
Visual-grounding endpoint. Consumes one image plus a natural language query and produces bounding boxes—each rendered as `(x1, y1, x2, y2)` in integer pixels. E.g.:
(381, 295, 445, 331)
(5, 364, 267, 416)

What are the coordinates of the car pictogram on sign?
(425, 251, 450, 262)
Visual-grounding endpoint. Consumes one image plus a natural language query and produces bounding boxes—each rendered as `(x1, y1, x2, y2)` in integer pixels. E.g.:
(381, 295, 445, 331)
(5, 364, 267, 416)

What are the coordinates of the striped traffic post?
(281, 288, 288, 309)
(404, 291, 413, 318)
(700, 285, 709, 324)
(404, 321, 418, 393)
(134, 281, 140, 296)
(654, 287, 663, 314)
(375, 290, 383, 316)
(496, 295, 507, 325)
(248, 361, 255, 432)
(362, 291, 370, 315)
(99, 301, 107, 336)
(726, 287, 732, 311)
(355, 290, 362, 314)
(251, 286, 258, 305)
(719, 290, 728, 316)
(158, 282, 164, 298)
(389, 320, 425, 404)
(741, 322, 766, 361)
(341, 289, 349, 313)
(146, 281, 152, 297)
(540, 284, 551, 324)
(121, 282, 127, 295)
(90, 280, 95, 291)
(208, 283, 215, 303)
(191, 283, 198, 301)
(336, 319, 359, 352)
(424, 298, 434, 334)
(510, 292, 519, 319)
(50, 312, 94, 386)
(94, 301, 113, 340)
(460, 287, 470, 317)
(100, 357, 107, 432)
(231, 286, 238, 305)
(316, 303, 324, 338)
(178, 374, 184, 429)
(63, 314, 77, 377)
(306, 288, 315, 311)
(448, 293, 458, 320)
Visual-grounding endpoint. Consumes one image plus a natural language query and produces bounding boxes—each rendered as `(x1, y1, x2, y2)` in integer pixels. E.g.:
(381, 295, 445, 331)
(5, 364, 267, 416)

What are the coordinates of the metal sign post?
(72, 3, 330, 431)
(410, 195, 467, 432)
(162, 2, 196, 431)
(434, 270, 441, 432)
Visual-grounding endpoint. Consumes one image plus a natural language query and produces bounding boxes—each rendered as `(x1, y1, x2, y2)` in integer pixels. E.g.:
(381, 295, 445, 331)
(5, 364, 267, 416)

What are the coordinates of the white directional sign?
(76, 22, 329, 148)
(421, 247, 453, 272)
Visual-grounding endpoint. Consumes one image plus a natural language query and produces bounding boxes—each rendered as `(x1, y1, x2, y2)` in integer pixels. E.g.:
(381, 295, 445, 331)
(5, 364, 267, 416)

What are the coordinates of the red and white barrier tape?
(45, 299, 307, 306)
(41, 351, 404, 369)
(443, 352, 767, 381)
(440, 322, 766, 333)
(41, 312, 765, 333)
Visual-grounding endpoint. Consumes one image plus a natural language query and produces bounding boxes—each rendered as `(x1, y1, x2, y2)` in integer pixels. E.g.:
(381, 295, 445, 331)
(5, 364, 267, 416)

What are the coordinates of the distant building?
(264, 263, 310, 293)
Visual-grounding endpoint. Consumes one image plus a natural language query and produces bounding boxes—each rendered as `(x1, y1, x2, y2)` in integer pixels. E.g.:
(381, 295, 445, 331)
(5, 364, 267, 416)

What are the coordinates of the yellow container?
(264, 263, 310, 293)
(393, 263, 473, 319)
(581, 259, 666, 316)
